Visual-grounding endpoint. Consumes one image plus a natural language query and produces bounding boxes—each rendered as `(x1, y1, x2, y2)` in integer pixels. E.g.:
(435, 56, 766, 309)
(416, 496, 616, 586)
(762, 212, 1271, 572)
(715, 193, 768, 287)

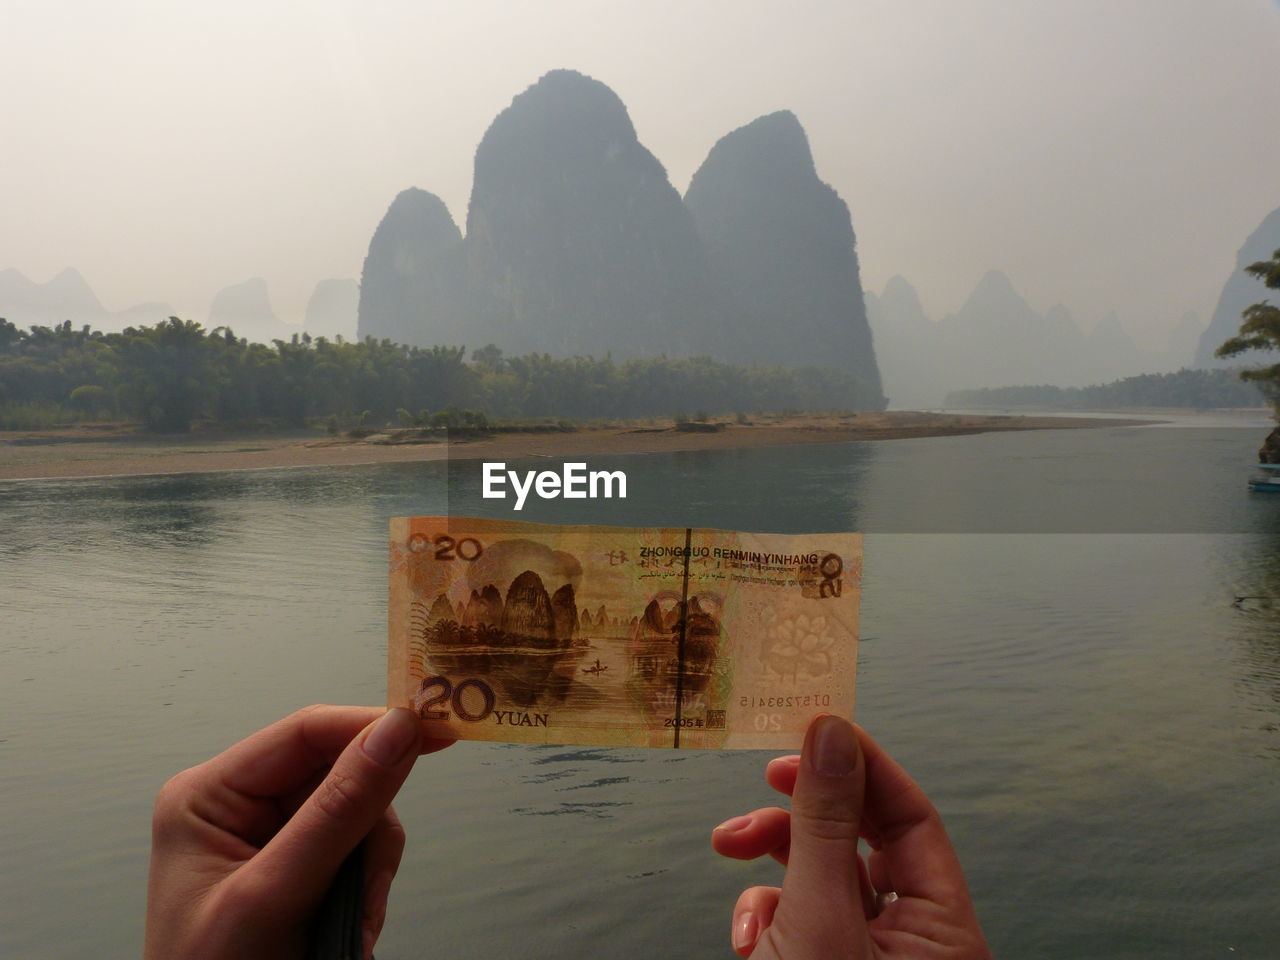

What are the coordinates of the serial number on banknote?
(740, 695, 834, 709)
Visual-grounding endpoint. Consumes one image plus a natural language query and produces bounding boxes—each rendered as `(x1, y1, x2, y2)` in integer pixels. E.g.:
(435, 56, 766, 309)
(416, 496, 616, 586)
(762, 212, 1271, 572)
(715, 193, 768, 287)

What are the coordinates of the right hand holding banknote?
(711, 716, 993, 959)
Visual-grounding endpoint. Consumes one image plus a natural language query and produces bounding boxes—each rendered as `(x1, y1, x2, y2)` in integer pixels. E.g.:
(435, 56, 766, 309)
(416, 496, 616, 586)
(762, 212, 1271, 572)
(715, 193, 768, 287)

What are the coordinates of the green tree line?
(944, 367, 1266, 411)
(0, 317, 882, 431)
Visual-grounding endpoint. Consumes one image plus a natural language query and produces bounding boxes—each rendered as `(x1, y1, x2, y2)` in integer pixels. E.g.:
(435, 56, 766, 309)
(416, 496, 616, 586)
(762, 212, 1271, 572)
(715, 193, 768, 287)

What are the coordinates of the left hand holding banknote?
(144, 705, 453, 960)
(711, 716, 993, 959)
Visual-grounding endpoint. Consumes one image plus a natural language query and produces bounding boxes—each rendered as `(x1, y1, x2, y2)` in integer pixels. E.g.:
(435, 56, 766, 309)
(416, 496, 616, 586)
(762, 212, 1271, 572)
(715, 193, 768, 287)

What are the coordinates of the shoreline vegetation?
(0, 411, 1155, 481)
(0, 317, 883, 434)
(943, 367, 1267, 411)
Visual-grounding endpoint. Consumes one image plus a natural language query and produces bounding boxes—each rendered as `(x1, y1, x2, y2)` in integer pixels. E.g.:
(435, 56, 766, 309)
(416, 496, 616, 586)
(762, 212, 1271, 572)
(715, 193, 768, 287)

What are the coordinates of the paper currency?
(388, 517, 860, 750)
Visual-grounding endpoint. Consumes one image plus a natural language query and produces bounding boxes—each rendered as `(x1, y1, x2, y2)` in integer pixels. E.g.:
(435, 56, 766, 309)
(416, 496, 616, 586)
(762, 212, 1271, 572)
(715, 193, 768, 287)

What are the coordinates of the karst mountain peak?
(356, 69, 886, 409)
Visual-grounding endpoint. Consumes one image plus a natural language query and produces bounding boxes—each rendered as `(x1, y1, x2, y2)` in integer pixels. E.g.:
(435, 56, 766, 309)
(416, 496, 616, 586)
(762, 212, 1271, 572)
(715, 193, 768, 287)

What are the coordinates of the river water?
(3, 416, 1279, 958)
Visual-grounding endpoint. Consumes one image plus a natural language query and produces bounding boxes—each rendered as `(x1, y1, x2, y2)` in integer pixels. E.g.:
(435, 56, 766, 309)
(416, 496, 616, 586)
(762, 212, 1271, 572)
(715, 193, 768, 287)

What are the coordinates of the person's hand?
(711, 716, 992, 959)
(144, 704, 452, 960)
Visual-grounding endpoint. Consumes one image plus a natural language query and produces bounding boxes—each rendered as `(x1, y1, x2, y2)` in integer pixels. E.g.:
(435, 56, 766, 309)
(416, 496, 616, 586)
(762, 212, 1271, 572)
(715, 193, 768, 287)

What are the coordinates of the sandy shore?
(0, 412, 1154, 481)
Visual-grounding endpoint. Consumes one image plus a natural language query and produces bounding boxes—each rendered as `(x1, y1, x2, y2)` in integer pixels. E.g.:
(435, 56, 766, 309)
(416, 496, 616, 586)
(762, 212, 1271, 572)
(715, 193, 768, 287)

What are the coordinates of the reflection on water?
(2, 427, 1280, 958)
(1218, 538, 1280, 748)
(445, 426, 1280, 533)
(445, 443, 876, 533)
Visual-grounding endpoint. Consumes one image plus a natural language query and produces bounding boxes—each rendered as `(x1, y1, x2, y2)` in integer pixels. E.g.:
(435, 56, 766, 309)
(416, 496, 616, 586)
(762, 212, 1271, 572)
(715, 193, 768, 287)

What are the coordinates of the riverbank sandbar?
(0, 412, 1156, 481)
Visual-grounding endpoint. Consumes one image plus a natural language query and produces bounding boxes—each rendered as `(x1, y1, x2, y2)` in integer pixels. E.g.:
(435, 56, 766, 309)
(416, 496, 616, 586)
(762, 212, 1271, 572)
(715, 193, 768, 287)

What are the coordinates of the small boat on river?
(1248, 463, 1280, 492)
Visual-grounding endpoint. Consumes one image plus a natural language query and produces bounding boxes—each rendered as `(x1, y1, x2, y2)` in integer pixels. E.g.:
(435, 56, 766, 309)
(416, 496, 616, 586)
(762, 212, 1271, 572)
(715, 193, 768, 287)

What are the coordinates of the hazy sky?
(4, 0, 1277, 346)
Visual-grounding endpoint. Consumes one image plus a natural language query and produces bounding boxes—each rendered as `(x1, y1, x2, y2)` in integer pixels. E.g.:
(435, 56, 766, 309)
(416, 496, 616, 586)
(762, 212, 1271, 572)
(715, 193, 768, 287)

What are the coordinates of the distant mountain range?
(206, 276, 359, 343)
(0, 268, 358, 342)
(866, 272, 1206, 409)
(357, 69, 886, 408)
(1194, 205, 1280, 369)
(5, 66, 1268, 410)
(0, 266, 175, 333)
(868, 197, 1280, 408)
(304, 279, 359, 341)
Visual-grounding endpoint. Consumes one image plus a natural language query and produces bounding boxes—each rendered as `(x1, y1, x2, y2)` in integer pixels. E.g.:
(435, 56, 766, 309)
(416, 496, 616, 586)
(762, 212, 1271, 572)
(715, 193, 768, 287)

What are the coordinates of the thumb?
(771, 715, 871, 955)
(245, 707, 422, 907)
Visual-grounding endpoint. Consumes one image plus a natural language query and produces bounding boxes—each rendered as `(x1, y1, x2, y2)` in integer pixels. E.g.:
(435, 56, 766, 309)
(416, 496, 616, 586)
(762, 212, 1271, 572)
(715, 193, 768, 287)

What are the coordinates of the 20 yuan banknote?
(388, 517, 860, 749)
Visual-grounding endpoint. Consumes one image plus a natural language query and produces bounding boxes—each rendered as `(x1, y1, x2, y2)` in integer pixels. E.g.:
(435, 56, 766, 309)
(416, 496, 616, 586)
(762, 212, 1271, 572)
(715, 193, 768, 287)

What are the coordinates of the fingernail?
(733, 911, 758, 952)
(714, 814, 753, 833)
(807, 714, 858, 777)
(362, 708, 418, 766)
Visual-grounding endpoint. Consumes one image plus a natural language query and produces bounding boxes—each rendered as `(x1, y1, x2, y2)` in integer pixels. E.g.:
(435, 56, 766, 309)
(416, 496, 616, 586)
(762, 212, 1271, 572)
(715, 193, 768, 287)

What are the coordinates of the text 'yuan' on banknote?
(388, 517, 860, 750)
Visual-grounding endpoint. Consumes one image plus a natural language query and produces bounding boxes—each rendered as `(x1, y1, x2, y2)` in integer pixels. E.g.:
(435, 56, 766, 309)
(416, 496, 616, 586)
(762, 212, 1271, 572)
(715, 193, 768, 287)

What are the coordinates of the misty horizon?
(3, 0, 1278, 352)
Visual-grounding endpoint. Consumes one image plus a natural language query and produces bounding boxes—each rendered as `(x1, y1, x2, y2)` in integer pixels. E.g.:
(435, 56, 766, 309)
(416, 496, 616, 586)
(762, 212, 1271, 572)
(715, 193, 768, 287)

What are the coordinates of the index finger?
(200, 705, 450, 798)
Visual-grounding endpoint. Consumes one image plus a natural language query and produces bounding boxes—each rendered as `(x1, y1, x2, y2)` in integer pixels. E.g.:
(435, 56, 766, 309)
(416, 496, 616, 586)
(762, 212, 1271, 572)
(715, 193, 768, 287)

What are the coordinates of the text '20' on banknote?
(388, 517, 861, 750)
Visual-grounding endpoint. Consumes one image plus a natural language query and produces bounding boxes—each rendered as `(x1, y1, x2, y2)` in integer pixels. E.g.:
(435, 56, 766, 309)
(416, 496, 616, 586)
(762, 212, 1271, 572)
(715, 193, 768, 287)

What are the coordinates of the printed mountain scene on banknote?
(388, 517, 861, 749)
